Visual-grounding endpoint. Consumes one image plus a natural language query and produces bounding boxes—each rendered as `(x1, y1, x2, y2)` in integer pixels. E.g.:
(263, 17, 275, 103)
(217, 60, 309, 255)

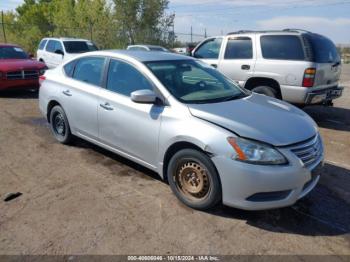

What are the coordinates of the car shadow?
(303, 105, 350, 132)
(208, 162, 350, 237)
(71, 137, 163, 182)
(0, 89, 39, 99)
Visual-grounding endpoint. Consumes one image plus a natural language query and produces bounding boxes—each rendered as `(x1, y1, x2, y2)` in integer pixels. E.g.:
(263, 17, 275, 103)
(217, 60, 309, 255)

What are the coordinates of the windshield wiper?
(220, 93, 246, 102)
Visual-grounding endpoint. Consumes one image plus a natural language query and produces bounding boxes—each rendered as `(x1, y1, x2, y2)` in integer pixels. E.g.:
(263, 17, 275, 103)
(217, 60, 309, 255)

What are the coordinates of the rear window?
(303, 34, 340, 63)
(63, 41, 98, 54)
(261, 35, 305, 61)
(38, 40, 47, 50)
(224, 37, 253, 59)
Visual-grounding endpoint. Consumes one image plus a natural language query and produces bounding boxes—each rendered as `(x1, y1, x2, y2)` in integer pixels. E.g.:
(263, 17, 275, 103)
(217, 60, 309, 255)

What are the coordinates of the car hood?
(0, 59, 46, 71)
(188, 94, 317, 146)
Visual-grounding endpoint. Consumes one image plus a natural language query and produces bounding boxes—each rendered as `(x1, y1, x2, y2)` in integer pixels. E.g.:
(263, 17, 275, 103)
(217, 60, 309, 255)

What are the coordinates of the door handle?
(241, 64, 250, 70)
(62, 90, 72, 96)
(100, 102, 114, 111)
(211, 64, 218, 68)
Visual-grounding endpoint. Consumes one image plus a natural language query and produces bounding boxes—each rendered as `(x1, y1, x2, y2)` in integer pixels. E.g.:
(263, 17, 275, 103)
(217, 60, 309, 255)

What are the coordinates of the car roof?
(42, 37, 92, 42)
(128, 44, 165, 48)
(94, 50, 193, 62)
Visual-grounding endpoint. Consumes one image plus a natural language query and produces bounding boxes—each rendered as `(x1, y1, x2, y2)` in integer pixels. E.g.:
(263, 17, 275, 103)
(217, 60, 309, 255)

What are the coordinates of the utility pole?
(190, 26, 193, 43)
(204, 28, 207, 38)
(1, 11, 7, 43)
(172, 12, 175, 48)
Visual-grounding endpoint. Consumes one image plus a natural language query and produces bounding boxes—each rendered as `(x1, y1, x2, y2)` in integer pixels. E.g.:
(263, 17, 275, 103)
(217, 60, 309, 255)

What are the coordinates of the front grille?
(6, 70, 39, 80)
(290, 134, 323, 168)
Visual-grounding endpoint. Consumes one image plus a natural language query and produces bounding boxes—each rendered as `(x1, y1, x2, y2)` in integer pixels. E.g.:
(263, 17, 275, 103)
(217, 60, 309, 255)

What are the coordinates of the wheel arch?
(46, 100, 61, 123)
(244, 77, 282, 99)
(162, 140, 215, 182)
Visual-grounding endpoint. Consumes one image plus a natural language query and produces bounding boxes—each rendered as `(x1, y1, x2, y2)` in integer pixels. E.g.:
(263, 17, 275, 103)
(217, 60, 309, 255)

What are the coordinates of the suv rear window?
(261, 35, 305, 61)
(63, 41, 98, 54)
(303, 34, 340, 63)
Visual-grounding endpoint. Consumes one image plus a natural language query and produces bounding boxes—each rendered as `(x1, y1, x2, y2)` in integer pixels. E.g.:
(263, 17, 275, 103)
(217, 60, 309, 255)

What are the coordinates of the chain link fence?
(0, 21, 207, 53)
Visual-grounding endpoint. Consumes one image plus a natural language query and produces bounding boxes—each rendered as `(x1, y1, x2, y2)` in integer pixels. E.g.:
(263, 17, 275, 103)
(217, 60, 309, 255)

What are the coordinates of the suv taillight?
(302, 68, 316, 87)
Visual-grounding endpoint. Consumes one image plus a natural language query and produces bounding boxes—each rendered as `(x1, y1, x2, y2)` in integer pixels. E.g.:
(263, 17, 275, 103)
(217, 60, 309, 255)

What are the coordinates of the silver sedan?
(39, 50, 324, 210)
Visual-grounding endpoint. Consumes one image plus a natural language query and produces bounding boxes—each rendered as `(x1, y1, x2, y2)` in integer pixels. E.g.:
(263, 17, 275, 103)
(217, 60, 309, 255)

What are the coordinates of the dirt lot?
(0, 65, 350, 255)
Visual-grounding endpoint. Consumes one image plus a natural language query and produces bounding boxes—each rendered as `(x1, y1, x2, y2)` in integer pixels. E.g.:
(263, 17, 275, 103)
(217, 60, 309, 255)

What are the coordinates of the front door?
(98, 59, 162, 168)
(193, 37, 223, 69)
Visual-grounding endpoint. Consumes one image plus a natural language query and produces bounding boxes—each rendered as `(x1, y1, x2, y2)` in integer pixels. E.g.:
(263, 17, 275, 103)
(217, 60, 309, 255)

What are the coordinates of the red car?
(0, 44, 47, 91)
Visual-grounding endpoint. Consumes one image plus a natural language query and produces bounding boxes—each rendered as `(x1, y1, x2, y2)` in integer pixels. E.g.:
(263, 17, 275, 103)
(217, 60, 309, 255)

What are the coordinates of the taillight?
(39, 75, 46, 85)
(302, 68, 316, 87)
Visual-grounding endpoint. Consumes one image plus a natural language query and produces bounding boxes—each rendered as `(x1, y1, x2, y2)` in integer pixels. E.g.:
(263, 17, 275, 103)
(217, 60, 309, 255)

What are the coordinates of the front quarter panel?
(157, 103, 235, 178)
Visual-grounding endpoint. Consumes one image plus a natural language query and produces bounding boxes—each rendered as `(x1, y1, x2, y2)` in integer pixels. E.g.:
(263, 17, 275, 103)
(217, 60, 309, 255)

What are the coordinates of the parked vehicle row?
(39, 50, 324, 211)
(192, 29, 343, 106)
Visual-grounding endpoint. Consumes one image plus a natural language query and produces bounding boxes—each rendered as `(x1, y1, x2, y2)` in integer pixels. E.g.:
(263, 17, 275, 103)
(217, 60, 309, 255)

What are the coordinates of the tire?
(49, 105, 72, 144)
(167, 149, 222, 210)
(251, 85, 277, 98)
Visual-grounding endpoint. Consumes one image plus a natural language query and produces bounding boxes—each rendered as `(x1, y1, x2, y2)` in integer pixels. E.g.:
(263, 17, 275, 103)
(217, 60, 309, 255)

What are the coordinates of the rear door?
(60, 56, 106, 140)
(193, 37, 223, 68)
(218, 35, 256, 85)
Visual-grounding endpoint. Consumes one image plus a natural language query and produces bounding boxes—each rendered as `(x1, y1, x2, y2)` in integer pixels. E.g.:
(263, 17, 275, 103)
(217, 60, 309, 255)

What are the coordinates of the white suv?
(36, 38, 98, 68)
(192, 29, 343, 105)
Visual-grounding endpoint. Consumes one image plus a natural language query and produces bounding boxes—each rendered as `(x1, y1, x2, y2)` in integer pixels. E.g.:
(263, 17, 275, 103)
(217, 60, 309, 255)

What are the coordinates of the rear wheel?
(167, 149, 221, 210)
(49, 105, 72, 144)
(251, 85, 277, 98)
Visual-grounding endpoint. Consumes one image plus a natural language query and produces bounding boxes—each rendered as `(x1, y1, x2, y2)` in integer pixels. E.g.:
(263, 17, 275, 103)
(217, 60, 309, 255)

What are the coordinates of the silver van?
(192, 29, 343, 105)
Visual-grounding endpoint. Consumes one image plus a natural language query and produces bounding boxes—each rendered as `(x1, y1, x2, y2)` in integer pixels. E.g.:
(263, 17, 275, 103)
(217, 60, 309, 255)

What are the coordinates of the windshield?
(63, 41, 98, 53)
(0, 46, 28, 59)
(305, 34, 340, 63)
(146, 60, 247, 104)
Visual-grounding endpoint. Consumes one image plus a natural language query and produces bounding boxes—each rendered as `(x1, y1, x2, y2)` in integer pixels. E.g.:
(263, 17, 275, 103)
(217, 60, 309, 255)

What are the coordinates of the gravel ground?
(0, 65, 349, 255)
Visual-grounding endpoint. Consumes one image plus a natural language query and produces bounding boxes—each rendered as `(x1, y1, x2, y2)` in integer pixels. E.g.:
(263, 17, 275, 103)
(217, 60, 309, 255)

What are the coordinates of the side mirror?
(54, 49, 64, 56)
(29, 53, 34, 59)
(131, 89, 158, 104)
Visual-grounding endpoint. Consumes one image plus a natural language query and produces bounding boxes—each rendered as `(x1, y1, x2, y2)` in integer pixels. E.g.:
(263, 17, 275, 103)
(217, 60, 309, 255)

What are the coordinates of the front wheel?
(49, 105, 72, 144)
(251, 85, 277, 98)
(167, 149, 222, 210)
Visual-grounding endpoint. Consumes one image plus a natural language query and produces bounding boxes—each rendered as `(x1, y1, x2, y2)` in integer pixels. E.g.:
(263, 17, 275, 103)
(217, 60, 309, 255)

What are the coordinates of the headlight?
(227, 137, 287, 165)
(39, 68, 47, 76)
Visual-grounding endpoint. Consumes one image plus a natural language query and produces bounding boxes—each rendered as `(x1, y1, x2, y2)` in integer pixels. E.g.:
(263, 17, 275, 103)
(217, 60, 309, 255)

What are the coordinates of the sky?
(168, 0, 350, 44)
(1, 0, 350, 44)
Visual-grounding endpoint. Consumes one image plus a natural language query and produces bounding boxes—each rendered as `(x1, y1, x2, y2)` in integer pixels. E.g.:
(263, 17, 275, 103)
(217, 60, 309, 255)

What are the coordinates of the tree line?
(1, 0, 175, 53)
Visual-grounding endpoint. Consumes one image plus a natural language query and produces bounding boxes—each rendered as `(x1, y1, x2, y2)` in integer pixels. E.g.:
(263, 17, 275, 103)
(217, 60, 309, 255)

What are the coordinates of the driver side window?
(194, 38, 222, 59)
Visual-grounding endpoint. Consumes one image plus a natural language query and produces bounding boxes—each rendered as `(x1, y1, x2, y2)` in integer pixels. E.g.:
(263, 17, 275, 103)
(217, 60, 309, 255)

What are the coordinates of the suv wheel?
(49, 105, 72, 144)
(167, 149, 221, 210)
(252, 85, 277, 98)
